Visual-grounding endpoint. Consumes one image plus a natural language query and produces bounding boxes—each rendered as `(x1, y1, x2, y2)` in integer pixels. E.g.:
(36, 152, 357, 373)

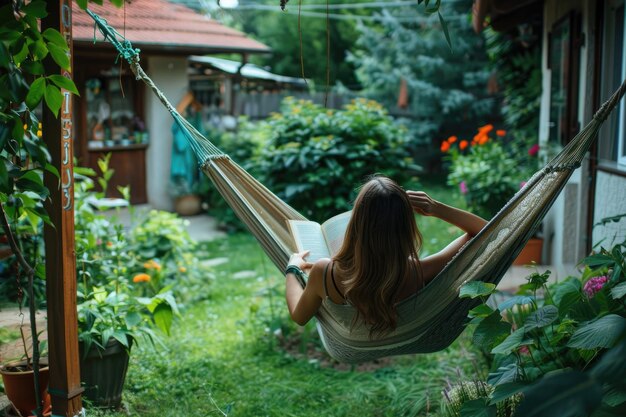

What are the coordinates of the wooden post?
(42, 1, 84, 416)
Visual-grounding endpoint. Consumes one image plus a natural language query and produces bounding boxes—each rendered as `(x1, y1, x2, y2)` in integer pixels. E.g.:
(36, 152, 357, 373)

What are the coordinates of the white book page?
(288, 220, 331, 262)
(321, 211, 351, 256)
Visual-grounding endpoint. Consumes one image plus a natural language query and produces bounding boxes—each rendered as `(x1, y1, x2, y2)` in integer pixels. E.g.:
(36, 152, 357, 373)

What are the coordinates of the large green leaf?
(590, 338, 626, 384)
(472, 310, 511, 349)
(42, 28, 66, 47)
(47, 42, 70, 70)
(460, 281, 496, 299)
(152, 302, 173, 336)
(516, 371, 603, 417)
(23, 0, 48, 18)
(44, 83, 62, 116)
(491, 328, 530, 355)
(497, 295, 535, 311)
(610, 282, 626, 300)
(568, 314, 626, 349)
(459, 398, 495, 417)
(48, 74, 79, 95)
(25, 77, 46, 110)
(524, 305, 559, 330)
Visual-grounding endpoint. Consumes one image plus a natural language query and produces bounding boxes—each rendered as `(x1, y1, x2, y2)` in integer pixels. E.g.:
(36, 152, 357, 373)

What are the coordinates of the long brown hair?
(334, 176, 423, 337)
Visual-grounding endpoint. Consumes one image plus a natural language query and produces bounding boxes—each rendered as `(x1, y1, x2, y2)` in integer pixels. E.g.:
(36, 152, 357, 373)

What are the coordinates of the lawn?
(91, 181, 482, 417)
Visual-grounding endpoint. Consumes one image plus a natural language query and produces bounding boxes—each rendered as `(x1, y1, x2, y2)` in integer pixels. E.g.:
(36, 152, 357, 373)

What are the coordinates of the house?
(72, 0, 270, 208)
(473, 0, 626, 277)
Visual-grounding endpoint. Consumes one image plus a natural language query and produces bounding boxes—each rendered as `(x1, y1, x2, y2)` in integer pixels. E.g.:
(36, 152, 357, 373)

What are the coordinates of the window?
(600, 0, 626, 167)
(548, 12, 582, 145)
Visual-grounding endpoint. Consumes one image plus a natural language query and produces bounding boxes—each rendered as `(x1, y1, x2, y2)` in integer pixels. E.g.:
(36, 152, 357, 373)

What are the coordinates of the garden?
(1, 0, 626, 417)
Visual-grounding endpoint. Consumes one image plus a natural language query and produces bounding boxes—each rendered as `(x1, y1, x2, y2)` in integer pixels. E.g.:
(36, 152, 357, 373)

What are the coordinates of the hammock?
(87, 10, 626, 363)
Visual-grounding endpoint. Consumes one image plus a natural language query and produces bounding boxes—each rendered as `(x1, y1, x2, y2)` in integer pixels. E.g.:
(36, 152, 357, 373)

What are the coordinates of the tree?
(348, 0, 496, 147)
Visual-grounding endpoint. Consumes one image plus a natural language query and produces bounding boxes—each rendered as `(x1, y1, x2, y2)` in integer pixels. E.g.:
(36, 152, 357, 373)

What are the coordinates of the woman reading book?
(285, 176, 487, 336)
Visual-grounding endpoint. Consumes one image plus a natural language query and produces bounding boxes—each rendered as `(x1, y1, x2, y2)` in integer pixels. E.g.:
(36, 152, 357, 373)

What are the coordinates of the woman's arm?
(285, 252, 324, 325)
(407, 191, 487, 282)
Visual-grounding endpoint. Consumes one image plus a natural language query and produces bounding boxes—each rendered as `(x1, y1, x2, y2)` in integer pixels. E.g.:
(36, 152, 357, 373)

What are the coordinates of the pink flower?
(520, 181, 527, 189)
(459, 181, 468, 195)
(583, 275, 609, 298)
(528, 144, 540, 156)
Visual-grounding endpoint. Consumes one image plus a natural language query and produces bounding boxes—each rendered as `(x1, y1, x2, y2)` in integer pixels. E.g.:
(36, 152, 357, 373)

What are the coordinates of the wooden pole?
(42, 1, 84, 416)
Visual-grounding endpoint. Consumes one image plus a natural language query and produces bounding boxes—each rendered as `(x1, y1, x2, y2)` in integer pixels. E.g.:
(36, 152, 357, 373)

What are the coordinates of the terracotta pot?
(79, 338, 131, 409)
(513, 237, 544, 266)
(0, 359, 51, 417)
(174, 194, 201, 216)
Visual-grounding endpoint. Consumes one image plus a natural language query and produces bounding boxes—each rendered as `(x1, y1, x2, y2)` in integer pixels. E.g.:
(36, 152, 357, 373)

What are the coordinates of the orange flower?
(447, 136, 457, 144)
(440, 141, 451, 152)
(478, 135, 489, 145)
(496, 129, 506, 137)
(459, 140, 469, 150)
(106, 241, 113, 247)
(178, 266, 187, 273)
(479, 124, 494, 134)
(143, 260, 162, 271)
(133, 273, 151, 283)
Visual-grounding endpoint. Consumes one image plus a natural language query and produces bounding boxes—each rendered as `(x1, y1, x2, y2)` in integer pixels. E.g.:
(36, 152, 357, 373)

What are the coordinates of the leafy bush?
(454, 238, 626, 417)
(254, 97, 421, 222)
(443, 125, 538, 219)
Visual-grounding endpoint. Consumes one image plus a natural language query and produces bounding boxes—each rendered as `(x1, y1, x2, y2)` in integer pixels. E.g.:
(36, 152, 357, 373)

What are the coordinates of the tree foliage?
(348, 0, 496, 145)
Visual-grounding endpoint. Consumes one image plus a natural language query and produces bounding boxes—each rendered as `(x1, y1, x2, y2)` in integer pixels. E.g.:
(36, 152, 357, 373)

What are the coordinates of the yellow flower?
(178, 266, 187, 273)
(37, 130, 42, 138)
(133, 273, 151, 283)
(143, 259, 161, 270)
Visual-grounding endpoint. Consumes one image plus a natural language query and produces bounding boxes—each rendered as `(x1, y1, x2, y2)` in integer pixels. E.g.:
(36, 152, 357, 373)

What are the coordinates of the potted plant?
(74, 162, 179, 409)
(443, 125, 543, 264)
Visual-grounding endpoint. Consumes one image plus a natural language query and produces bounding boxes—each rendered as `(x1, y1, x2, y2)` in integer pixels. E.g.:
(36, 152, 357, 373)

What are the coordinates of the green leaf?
(76, 0, 88, 9)
(23, 0, 48, 18)
(152, 302, 173, 336)
(491, 328, 529, 355)
(460, 281, 496, 299)
(112, 330, 129, 348)
(0, 43, 10, 68)
(28, 38, 48, 60)
(468, 304, 494, 318)
(47, 42, 70, 70)
(568, 314, 626, 349)
(0, 159, 8, 193)
(110, 0, 125, 6)
(125, 311, 142, 328)
(602, 387, 626, 407)
(472, 310, 511, 350)
(459, 399, 496, 417)
(48, 74, 79, 95)
(488, 381, 528, 405)
(611, 282, 626, 300)
(524, 305, 559, 330)
(497, 295, 535, 311)
(42, 28, 66, 47)
(20, 60, 45, 75)
(44, 83, 62, 116)
(516, 371, 603, 417)
(591, 338, 626, 384)
(26, 77, 46, 110)
(438, 12, 452, 51)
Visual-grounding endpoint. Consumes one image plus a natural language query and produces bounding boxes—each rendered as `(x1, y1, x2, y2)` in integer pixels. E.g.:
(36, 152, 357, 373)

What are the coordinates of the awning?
(189, 56, 307, 87)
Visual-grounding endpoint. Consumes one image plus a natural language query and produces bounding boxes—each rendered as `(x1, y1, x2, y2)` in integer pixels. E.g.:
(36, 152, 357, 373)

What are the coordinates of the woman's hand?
(288, 250, 313, 273)
(407, 191, 439, 216)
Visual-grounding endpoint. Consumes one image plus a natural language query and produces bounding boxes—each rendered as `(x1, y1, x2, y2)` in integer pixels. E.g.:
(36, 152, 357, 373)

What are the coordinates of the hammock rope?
(86, 9, 626, 363)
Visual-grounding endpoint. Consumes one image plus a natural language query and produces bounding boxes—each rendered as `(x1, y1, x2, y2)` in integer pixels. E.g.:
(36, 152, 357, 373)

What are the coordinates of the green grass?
(89, 182, 482, 417)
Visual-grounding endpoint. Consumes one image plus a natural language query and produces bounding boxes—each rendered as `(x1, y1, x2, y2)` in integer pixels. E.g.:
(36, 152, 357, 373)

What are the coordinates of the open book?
(288, 211, 352, 262)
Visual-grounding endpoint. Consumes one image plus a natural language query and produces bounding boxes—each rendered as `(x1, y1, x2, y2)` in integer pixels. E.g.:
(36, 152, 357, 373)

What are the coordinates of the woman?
(285, 176, 486, 336)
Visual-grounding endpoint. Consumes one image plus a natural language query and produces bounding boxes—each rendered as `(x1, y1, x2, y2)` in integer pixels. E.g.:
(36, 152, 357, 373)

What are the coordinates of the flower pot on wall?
(79, 338, 131, 409)
(0, 359, 51, 416)
(174, 194, 201, 216)
(513, 237, 544, 266)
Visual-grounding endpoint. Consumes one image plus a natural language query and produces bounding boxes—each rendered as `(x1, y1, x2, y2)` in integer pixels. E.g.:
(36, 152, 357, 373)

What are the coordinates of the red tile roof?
(73, 0, 270, 54)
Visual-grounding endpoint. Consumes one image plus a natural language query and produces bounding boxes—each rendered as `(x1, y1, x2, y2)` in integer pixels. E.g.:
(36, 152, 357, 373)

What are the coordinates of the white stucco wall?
(593, 172, 626, 247)
(540, 0, 592, 278)
(144, 55, 189, 211)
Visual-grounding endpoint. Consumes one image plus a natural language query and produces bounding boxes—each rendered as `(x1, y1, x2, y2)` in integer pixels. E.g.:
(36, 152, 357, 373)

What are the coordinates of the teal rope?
(85, 9, 226, 165)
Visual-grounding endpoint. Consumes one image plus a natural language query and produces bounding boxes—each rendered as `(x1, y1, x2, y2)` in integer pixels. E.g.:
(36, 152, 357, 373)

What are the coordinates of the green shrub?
(254, 97, 421, 222)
